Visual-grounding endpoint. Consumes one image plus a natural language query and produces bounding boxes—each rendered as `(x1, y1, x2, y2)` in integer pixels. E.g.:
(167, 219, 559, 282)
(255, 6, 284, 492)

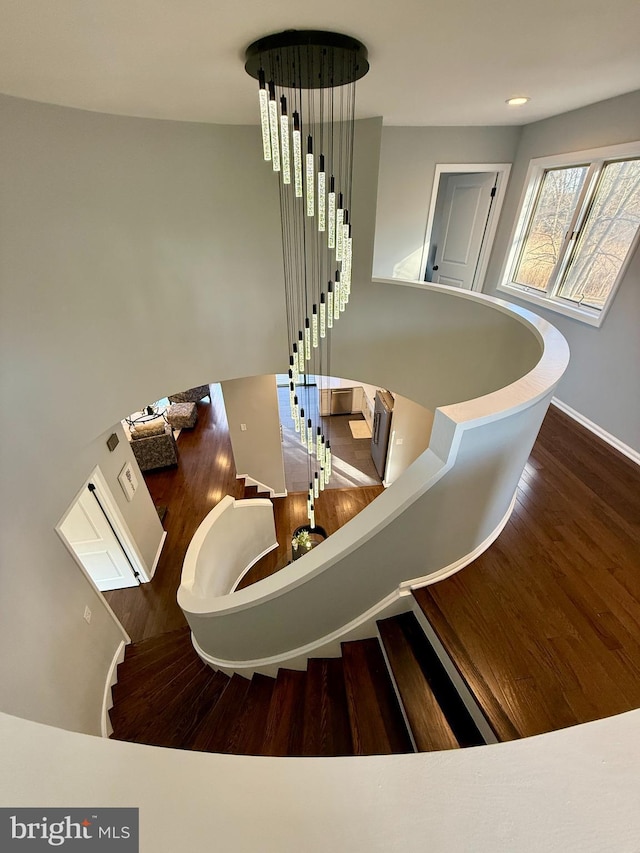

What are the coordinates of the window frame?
(498, 140, 640, 327)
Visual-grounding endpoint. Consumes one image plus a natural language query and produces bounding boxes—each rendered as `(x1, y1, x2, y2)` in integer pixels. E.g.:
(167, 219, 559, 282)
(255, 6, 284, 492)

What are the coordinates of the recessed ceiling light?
(506, 96, 530, 106)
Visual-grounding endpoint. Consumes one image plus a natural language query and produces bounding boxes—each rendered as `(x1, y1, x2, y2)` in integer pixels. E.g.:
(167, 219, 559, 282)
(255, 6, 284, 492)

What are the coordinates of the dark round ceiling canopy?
(245, 30, 369, 90)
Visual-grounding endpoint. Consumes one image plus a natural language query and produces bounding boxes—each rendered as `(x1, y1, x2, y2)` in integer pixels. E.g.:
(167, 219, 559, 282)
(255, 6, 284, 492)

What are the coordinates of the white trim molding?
(236, 473, 287, 499)
(101, 641, 126, 738)
(149, 531, 167, 579)
(552, 398, 640, 466)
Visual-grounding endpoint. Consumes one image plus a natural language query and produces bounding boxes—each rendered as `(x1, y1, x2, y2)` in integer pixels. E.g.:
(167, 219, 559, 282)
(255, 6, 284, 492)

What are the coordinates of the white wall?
(385, 394, 434, 485)
(373, 126, 521, 279)
(3, 707, 640, 853)
(483, 90, 640, 453)
(221, 375, 286, 495)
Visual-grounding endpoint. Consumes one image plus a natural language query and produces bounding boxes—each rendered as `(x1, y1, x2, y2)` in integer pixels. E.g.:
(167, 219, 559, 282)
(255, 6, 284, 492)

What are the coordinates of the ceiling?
(1, 0, 639, 126)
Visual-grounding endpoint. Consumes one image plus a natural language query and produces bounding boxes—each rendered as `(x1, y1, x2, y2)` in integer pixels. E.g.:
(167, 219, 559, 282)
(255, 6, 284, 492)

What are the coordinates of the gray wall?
(0, 95, 382, 733)
(373, 126, 522, 279)
(221, 375, 286, 495)
(483, 90, 640, 453)
(0, 94, 285, 733)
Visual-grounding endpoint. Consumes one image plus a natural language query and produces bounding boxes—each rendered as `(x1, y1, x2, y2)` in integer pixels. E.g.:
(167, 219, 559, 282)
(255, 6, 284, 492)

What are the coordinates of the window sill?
(496, 283, 606, 328)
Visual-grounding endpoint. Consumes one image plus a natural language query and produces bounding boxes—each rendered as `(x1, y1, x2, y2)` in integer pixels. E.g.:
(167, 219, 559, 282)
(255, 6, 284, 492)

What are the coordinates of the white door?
(60, 485, 139, 591)
(432, 172, 497, 290)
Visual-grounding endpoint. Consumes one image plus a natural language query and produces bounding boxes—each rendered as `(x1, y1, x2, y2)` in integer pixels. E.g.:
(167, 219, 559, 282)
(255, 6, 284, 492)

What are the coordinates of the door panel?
(60, 490, 138, 590)
(433, 172, 497, 290)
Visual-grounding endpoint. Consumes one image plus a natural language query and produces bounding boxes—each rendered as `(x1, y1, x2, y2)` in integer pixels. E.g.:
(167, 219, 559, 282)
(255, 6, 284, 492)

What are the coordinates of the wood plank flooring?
(104, 383, 383, 641)
(414, 405, 640, 741)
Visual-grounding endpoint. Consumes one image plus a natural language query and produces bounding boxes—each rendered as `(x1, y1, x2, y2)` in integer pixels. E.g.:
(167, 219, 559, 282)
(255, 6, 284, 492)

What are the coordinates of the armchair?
(129, 419, 178, 472)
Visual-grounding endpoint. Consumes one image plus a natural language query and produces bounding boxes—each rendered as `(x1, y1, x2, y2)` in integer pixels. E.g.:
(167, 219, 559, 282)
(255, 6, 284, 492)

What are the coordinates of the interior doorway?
(57, 467, 149, 591)
(419, 163, 511, 291)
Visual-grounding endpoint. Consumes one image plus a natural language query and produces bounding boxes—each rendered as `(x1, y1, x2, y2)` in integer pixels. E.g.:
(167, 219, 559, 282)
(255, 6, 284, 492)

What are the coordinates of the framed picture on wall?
(118, 462, 138, 502)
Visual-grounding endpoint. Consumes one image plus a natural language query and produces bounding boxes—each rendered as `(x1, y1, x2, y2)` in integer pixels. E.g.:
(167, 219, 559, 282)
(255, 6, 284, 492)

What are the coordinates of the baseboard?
(552, 398, 640, 466)
(228, 541, 279, 593)
(148, 531, 167, 581)
(101, 641, 126, 738)
(404, 489, 517, 591)
(188, 493, 518, 677)
(236, 474, 282, 498)
(191, 592, 414, 677)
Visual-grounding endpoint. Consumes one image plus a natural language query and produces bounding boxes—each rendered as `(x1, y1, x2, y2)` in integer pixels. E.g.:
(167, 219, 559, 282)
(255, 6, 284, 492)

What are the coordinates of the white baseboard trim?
(148, 531, 167, 581)
(191, 592, 414, 678)
(188, 493, 519, 677)
(101, 641, 126, 738)
(552, 398, 640, 467)
(228, 541, 279, 593)
(405, 489, 517, 591)
(236, 474, 283, 498)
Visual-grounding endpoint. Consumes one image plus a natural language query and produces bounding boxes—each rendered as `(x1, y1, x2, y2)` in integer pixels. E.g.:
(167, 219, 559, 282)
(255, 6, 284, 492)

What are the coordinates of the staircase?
(110, 605, 494, 756)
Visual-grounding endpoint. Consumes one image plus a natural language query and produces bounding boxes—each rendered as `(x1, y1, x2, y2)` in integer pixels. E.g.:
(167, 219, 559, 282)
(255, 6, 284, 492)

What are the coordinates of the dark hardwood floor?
(415, 405, 640, 741)
(104, 384, 383, 641)
(107, 394, 640, 745)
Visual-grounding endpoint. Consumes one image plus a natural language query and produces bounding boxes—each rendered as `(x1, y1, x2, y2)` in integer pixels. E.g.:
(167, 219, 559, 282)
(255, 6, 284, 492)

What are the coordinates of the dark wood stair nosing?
(377, 615, 460, 752)
(341, 637, 414, 756)
(410, 595, 504, 744)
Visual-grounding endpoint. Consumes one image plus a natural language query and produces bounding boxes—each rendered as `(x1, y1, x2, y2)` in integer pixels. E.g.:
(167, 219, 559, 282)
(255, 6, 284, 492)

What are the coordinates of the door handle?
(433, 265, 439, 271)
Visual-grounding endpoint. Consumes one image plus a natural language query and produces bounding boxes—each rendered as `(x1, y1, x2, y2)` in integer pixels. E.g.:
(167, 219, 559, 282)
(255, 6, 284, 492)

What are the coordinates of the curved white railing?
(179, 286, 570, 675)
(178, 496, 277, 604)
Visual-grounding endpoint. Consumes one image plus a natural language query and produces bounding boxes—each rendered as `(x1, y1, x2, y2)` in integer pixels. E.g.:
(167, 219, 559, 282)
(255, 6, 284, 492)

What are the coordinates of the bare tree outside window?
(558, 159, 640, 308)
(513, 166, 588, 291)
(502, 144, 640, 326)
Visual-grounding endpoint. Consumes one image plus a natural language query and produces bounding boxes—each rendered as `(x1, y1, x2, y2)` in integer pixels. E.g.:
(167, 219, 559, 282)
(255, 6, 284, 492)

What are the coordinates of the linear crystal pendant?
(326, 443, 332, 477)
(334, 272, 341, 319)
(312, 305, 318, 348)
(318, 157, 326, 232)
(300, 408, 306, 446)
(309, 503, 315, 529)
(291, 348, 299, 384)
(336, 201, 344, 261)
(328, 178, 336, 248)
(289, 381, 295, 417)
(306, 137, 315, 217)
(320, 293, 326, 338)
(327, 282, 334, 329)
(292, 112, 303, 198)
(258, 70, 271, 161)
(298, 331, 305, 373)
(279, 96, 291, 184)
(343, 235, 353, 295)
(305, 318, 311, 361)
(316, 427, 322, 461)
(319, 466, 326, 490)
(314, 472, 320, 499)
(293, 396, 300, 430)
(307, 419, 313, 454)
(268, 82, 280, 172)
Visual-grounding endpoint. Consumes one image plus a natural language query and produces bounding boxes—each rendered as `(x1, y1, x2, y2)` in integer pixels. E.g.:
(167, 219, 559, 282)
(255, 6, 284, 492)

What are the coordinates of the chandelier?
(245, 30, 369, 527)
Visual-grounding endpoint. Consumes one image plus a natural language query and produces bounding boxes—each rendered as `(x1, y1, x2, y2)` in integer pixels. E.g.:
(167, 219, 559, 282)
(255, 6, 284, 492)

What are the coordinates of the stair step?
(302, 658, 353, 756)
(342, 638, 413, 755)
(262, 669, 306, 756)
(123, 627, 191, 662)
(378, 615, 460, 751)
(220, 673, 276, 755)
(412, 590, 513, 742)
(120, 663, 219, 747)
(113, 643, 197, 703)
(190, 674, 251, 753)
(110, 656, 206, 739)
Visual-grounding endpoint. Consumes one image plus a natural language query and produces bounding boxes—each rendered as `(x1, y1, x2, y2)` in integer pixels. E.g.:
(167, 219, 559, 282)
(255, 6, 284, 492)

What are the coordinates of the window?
(499, 141, 640, 326)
